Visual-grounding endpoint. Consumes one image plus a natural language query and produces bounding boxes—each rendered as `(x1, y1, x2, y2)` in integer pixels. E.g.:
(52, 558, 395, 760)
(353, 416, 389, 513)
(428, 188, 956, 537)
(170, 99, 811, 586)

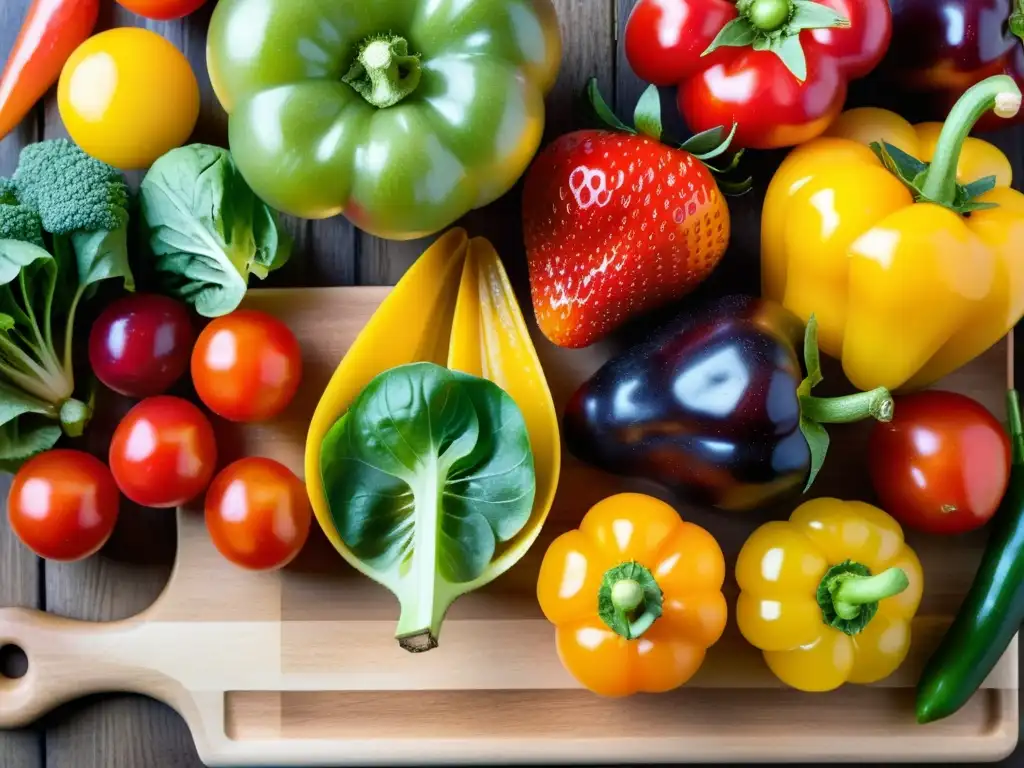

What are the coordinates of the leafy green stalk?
(0, 140, 135, 468)
(320, 363, 537, 652)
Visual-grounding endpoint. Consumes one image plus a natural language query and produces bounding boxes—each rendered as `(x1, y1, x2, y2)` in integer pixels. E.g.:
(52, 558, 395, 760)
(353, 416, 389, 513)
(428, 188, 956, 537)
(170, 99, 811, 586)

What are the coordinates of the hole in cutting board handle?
(0, 644, 28, 680)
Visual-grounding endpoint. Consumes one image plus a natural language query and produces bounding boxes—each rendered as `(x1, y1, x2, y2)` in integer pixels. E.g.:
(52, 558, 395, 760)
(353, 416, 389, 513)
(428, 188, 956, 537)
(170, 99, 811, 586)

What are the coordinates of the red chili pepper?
(624, 0, 892, 149)
(0, 0, 100, 141)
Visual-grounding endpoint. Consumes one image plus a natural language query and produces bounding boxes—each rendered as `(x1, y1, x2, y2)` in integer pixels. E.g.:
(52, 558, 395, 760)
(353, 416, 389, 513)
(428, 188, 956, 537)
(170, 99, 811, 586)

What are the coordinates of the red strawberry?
(523, 86, 733, 349)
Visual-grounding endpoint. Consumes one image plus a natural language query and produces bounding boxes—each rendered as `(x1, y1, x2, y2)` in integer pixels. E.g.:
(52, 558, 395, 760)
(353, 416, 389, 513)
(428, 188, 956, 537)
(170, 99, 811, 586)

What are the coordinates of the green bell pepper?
(207, 0, 562, 241)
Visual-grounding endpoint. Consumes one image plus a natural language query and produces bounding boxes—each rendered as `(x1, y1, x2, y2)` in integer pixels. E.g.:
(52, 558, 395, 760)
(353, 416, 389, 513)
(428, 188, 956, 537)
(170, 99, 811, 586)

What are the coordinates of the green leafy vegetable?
(140, 144, 292, 318)
(0, 140, 134, 469)
(320, 362, 536, 652)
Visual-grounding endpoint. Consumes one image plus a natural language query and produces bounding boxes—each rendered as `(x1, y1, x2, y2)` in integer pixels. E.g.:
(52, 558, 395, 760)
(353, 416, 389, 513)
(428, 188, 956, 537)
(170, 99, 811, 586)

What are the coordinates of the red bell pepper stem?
(920, 75, 1023, 207)
(745, 0, 791, 31)
(0, 0, 99, 142)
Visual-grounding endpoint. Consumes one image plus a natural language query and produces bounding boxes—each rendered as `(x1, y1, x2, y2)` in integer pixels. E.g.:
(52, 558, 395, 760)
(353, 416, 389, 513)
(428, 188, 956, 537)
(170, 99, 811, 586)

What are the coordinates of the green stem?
(1011, 0, 1024, 41)
(742, 0, 792, 31)
(800, 386, 894, 424)
(816, 560, 909, 635)
(342, 35, 422, 109)
(59, 397, 91, 438)
(920, 75, 1023, 206)
(1007, 390, 1024, 466)
(598, 562, 663, 641)
(832, 568, 910, 618)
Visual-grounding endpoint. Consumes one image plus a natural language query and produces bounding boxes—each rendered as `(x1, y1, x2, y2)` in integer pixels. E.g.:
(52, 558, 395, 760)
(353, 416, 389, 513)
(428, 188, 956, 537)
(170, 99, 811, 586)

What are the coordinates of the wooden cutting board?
(0, 286, 1017, 766)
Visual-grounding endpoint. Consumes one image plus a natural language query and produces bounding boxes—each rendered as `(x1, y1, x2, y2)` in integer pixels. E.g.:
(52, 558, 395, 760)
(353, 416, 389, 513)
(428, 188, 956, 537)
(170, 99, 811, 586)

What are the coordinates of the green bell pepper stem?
(342, 35, 422, 109)
(920, 75, 1022, 206)
(832, 568, 910, 619)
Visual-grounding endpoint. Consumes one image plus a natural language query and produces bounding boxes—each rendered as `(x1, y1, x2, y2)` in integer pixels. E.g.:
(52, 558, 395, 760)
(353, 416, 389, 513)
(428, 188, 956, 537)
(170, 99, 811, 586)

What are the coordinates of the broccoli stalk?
(0, 140, 134, 457)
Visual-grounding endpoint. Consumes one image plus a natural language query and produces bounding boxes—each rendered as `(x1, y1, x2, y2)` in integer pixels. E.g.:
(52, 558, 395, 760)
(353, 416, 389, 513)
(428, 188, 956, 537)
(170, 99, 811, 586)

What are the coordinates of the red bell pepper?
(0, 0, 100, 142)
(624, 0, 892, 149)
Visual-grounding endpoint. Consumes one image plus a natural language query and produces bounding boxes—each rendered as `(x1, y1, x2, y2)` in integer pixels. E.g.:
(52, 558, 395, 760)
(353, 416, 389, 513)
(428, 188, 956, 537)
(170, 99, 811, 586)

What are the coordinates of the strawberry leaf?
(680, 126, 726, 156)
(585, 78, 635, 134)
(633, 86, 663, 141)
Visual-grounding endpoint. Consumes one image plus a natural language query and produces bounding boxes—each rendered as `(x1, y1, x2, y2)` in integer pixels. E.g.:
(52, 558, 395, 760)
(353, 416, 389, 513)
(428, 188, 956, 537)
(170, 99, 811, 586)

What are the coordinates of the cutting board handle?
(0, 607, 158, 728)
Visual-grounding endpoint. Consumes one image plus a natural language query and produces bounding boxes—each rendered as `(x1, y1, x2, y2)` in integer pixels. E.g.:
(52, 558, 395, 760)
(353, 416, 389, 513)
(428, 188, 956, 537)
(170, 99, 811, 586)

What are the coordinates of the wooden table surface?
(1, 1, 1023, 766)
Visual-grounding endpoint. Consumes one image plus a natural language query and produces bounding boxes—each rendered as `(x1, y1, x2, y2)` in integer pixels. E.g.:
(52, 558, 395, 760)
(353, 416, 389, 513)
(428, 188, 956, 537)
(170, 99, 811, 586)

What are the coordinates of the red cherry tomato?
(868, 391, 1011, 535)
(115, 0, 207, 20)
(204, 457, 312, 571)
(191, 309, 302, 423)
(109, 396, 217, 508)
(8, 450, 120, 561)
(89, 293, 195, 398)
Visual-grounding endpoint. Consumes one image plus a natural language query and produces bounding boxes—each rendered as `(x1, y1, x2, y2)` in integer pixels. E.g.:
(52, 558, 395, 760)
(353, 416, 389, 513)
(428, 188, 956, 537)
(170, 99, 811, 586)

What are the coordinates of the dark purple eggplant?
(876, 0, 1024, 130)
(562, 295, 895, 512)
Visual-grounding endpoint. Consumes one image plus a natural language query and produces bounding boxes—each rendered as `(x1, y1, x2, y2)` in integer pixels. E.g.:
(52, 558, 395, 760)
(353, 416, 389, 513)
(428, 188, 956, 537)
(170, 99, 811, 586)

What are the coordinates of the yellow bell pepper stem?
(831, 568, 910, 620)
(599, 561, 664, 641)
(920, 75, 1023, 207)
(817, 560, 910, 635)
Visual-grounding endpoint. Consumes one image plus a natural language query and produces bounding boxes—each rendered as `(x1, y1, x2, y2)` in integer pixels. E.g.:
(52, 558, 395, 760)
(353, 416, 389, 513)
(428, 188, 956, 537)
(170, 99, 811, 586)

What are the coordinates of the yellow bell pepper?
(736, 498, 923, 692)
(762, 75, 1024, 393)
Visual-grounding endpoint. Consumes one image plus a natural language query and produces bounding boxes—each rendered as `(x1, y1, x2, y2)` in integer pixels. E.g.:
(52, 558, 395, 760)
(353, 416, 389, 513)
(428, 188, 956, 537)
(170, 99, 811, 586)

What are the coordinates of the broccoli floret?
(0, 177, 44, 247)
(12, 139, 129, 235)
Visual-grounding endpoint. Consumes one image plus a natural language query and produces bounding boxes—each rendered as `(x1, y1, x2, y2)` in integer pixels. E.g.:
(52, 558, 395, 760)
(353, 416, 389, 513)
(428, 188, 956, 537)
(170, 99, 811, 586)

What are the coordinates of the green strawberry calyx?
(585, 78, 752, 195)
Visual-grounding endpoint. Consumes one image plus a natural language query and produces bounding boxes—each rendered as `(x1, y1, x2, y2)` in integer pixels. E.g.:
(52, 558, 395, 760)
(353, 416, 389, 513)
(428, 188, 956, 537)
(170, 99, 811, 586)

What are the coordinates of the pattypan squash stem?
(920, 75, 1022, 206)
(342, 35, 422, 109)
(800, 387, 894, 425)
(1011, 0, 1024, 41)
(742, 0, 791, 31)
(599, 561, 663, 640)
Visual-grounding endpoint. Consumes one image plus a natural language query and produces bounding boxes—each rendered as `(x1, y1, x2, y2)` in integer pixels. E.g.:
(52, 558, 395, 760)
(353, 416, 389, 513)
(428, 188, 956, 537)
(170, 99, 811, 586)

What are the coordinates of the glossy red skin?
(109, 396, 217, 509)
(89, 293, 195, 398)
(868, 391, 1011, 535)
(624, 0, 893, 148)
(0, 0, 99, 141)
(523, 130, 729, 349)
(205, 457, 312, 571)
(115, 0, 207, 20)
(878, 0, 1024, 130)
(8, 449, 119, 561)
(191, 310, 303, 423)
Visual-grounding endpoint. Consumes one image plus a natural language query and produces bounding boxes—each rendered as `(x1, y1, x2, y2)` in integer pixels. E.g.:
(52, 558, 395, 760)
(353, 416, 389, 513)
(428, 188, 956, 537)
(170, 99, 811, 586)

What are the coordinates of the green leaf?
(958, 200, 1000, 213)
(586, 78, 634, 134)
(702, 17, 757, 56)
(0, 415, 60, 473)
(802, 314, 824, 389)
(680, 126, 726, 156)
(140, 144, 292, 318)
(799, 416, 830, 491)
(320, 362, 536, 649)
(70, 212, 134, 300)
(787, 0, 850, 31)
(752, 35, 772, 52)
(770, 34, 808, 82)
(691, 124, 740, 161)
(959, 175, 998, 203)
(0, 379, 54, 425)
(633, 86, 663, 141)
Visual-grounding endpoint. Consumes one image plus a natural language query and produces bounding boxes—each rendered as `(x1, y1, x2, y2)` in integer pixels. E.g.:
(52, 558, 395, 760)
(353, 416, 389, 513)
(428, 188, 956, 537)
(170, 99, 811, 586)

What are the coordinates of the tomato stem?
(743, 0, 791, 31)
(920, 75, 1022, 206)
(598, 561, 663, 641)
(342, 35, 422, 109)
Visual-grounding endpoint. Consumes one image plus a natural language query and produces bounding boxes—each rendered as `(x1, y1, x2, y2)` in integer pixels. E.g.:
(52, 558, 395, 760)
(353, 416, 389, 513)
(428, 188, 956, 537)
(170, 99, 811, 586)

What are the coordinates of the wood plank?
(0, 1, 44, 765)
